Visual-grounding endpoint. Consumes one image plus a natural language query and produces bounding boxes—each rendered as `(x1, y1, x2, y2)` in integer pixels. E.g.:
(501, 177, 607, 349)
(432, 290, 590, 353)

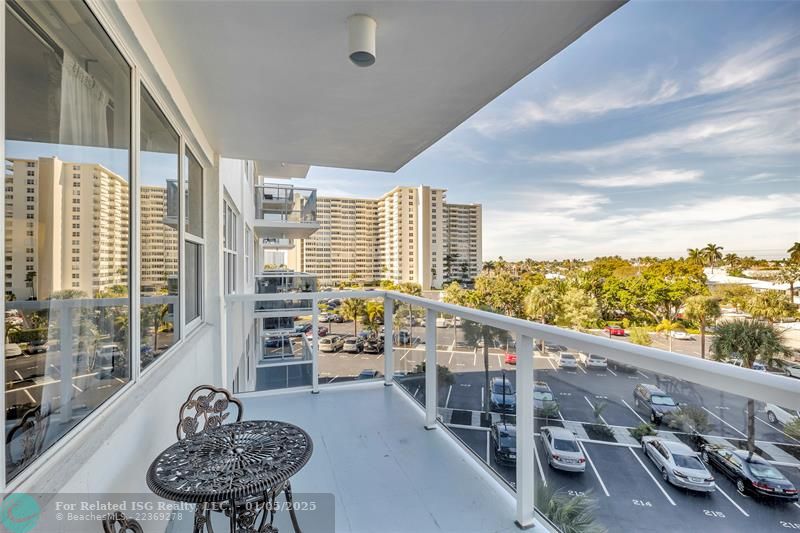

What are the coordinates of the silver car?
(641, 437, 716, 492)
(556, 352, 578, 369)
(540, 426, 586, 472)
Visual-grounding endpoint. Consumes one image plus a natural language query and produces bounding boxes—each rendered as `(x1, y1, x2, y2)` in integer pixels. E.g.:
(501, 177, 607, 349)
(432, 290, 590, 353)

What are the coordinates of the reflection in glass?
(139, 88, 180, 369)
(185, 241, 202, 324)
(4, 0, 131, 480)
(185, 149, 203, 237)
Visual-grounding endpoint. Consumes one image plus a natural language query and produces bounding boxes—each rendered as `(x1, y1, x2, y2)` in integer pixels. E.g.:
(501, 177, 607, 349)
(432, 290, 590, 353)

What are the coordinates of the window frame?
(0, 0, 211, 492)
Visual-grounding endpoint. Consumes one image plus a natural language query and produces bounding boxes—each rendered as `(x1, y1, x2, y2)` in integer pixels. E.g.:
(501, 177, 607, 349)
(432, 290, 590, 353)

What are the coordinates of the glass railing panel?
(392, 302, 426, 407)
(317, 296, 384, 384)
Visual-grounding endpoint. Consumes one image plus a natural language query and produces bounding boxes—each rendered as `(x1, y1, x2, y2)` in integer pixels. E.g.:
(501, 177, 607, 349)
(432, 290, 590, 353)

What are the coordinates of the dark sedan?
(490, 423, 517, 465)
(701, 444, 798, 501)
(363, 337, 384, 354)
(489, 377, 516, 413)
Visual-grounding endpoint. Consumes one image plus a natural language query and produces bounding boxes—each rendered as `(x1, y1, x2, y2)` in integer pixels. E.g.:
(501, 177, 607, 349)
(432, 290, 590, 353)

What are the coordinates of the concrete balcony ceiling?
(138, 1, 624, 172)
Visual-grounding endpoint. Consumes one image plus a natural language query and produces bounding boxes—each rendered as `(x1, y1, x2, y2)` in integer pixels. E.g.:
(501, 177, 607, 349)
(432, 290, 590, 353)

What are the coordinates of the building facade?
(140, 185, 179, 293)
(289, 185, 481, 289)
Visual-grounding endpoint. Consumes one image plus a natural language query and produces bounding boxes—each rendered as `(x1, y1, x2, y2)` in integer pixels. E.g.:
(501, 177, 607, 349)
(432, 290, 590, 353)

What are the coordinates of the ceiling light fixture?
(348, 14, 377, 67)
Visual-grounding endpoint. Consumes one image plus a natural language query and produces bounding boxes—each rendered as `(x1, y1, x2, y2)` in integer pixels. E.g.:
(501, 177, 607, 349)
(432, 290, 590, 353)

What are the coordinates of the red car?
(504, 352, 517, 365)
(305, 326, 328, 338)
(604, 325, 625, 336)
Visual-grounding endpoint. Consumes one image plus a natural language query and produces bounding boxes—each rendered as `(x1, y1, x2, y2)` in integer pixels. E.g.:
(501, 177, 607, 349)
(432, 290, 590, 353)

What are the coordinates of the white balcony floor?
(232, 383, 518, 533)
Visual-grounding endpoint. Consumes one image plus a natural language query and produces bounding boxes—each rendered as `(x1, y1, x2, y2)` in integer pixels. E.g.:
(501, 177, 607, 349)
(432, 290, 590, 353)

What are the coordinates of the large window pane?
(140, 88, 180, 369)
(4, 0, 131, 480)
(186, 241, 202, 323)
(185, 149, 203, 237)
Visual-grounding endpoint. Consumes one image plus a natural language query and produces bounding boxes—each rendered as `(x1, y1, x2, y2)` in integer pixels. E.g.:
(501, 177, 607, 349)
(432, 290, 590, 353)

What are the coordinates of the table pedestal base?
(191, 482, 302, 533)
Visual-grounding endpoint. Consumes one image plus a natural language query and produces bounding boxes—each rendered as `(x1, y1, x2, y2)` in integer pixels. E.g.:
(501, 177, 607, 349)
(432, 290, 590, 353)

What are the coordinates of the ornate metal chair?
(5, 405, 50, 471)
(176, 384, 244, 440)
(175, 385, 303, 532)
(101, 512, 143, 533)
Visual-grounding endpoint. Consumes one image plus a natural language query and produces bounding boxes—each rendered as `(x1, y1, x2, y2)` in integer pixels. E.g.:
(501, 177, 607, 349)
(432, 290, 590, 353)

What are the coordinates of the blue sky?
(304, 1, 800, 261)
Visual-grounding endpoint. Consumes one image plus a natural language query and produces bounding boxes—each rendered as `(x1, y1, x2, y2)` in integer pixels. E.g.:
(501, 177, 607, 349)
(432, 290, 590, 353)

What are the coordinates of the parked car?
(5, 343, 23, 358)
(728, 359, 767, 372)
(95, 344, 124, 366)
(773, 359, 800, 379)
(319, 313, 332, 323)
(701, 444, 798, 501)
(363, 337, 384, 354)
(556, 352, 578, 369)
(504, 352, 517, 365)
(343, 336, 364, 353)
(489, 423, 517, 465)
(633, 383, 680, 425)
(489, 376, 516, 413)
(607, 359, 637, 373)
(604, 325, 625, 336)
(435, 317, 450, 328)
(24, 339, 48, 355)
(397, 330, 411, 345)
(765, 403, 799, 426)
(305, 326, 328, 339)
(578, 352, 607, 370)
(669, 330, 693, 340)
(642, 437, 715, 492)
(534, 381, 559, 416)
(329, 314, 344, 323)
(319, 336, 344, 353)
(357, 369, 380, 380)
(540, 426, 585, 472)
(293, 323, 313, 336)
(264, 336, 289, 348)
(545, 343, 567, 354)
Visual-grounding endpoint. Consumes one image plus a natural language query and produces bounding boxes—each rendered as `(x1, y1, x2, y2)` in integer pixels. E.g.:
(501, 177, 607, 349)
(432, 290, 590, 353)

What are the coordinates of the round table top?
(147, 420, 313, 503)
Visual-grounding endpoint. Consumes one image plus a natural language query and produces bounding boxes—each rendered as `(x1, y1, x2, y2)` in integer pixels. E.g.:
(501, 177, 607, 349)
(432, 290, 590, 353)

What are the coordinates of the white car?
(556, 352, 578, 369)
(765, 403, 799, 426)
(777, 359, 800, 379)
(5, 343, 23, 358)
(641, 437, 715, 492)
(669, 331, 692, 340)
(578, 352, 607, 370)
(435, 317, 451, 328)
(540, 426, 585, 472)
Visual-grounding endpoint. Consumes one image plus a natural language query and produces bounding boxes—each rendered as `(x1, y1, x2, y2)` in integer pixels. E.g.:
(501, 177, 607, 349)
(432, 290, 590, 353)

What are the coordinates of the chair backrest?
(6, 405, 50, 468)
(176, 384, 243, 440)
(102, 512, 143, 533)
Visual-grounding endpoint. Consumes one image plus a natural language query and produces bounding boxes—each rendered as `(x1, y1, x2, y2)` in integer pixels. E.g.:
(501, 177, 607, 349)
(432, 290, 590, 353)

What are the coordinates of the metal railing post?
(515, 333, 535, 529)
(383, 297, 394, 386)
(424, 308, 437, 430)
(311, 294, 320, 394)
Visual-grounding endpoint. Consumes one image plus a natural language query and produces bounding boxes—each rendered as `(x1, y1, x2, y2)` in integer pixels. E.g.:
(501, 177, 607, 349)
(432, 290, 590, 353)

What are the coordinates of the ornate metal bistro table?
(147, 420, 313, 533)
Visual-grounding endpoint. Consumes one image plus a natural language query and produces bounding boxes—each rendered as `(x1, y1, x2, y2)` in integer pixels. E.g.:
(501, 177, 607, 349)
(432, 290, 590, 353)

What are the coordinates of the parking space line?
(473, 351, 477, 366)
(485, 432, 490, 463)
(755, 416, 800, 443)
(546, 358, 557, 371)
(496, 354, 502, 366)
(329, 375, 339, 384)
(702, 407, 747, 438)
(480, 386, 484, 408)
(448, 352, 454, 365)
(577, 364, 587, 374)
(627, 447, 676, 506)
(534, 440, 548, 487)
(715, 484, 750, 517)
(606, 367, 617, 377)
(577, 442, 609, 497)
(621, 398, 647, 424)
(794, 502, 800, 510)
(445, 385, 452, 408)
(637, 370, 649, 379)
(583, 396, 607, 425)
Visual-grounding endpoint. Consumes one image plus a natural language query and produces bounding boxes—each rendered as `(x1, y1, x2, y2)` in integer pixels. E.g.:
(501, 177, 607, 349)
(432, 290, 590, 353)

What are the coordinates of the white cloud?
(576, 168, 702, 189)
(483, 193, 800, 260)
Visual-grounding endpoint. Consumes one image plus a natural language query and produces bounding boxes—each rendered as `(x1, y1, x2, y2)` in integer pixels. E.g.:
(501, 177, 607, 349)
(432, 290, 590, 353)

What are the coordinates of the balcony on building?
(254, 183, 320, 240)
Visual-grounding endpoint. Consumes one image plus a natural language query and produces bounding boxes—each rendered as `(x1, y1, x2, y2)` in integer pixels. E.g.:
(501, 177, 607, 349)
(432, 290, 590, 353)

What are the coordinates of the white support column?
(424, 308, 437, 430)
(58, 303, 74, 424)
(515, 333, 535, 529)
(311, 295, 320, 394)
(383, 298, 394, 386)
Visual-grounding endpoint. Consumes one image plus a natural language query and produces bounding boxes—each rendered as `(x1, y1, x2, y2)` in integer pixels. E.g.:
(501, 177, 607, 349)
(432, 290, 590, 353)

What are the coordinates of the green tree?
(655, 318, 680, 352)
(525, 284, 561, 353)
(788, 242, 800, 263)
(746, 291, 795, 323)
(474, 271, 526, 317)
(462, 310, 511, 419)
(535, 481, 606, 533)
(712, 320, 789, 452)
(686, 248, 703, 267)
(629, 327, 652, 346)
(558, 288, 600, 330)
(777, 262, 800, 301)
(703, 243, 724, 272)
(683, 295, 721, 359)
(340, 298, 367, 336)
(364, 301, 384, 333)
(711, 284, 755, 312)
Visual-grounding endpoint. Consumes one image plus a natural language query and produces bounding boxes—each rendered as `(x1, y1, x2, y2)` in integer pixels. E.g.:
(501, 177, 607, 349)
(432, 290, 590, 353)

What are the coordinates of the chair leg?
(285, 481, 302, 533)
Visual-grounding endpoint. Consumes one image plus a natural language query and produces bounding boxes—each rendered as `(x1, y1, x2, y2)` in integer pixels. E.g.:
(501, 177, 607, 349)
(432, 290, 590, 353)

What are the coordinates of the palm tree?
(525, 284, 561, 354)
(462, 309, 511, 422)
(340, 298, 367, 337)
(686, 248, 703, 266)
(712, 320, 788, 452)
(683, 295, 721, 359)
(364, 301, 384, 334)
(746, 291, 794, 323)
(788, 242, 800, 263)
(777, 262, 800, 301)
(655, 318, 680, 352)
(535, 481, 605, 533)
(702, 244, 724, 273)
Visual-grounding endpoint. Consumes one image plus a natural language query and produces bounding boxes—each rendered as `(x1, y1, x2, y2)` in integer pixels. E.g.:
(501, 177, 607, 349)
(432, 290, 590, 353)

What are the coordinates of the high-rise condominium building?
(288, 185, 481, 289)
(5, 157, 175, 299)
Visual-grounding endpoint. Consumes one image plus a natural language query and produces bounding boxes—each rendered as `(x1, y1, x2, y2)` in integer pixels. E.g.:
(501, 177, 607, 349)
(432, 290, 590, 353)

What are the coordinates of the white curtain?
(59, 53, 110, 146)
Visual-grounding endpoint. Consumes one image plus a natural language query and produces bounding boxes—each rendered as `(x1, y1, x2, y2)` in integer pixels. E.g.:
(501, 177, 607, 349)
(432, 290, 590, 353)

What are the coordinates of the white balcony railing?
(225, 289, 800, 531)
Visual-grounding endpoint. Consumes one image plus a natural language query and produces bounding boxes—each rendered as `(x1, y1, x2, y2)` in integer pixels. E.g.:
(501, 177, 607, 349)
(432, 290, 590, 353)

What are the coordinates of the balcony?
(254, 184, 319, 239)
